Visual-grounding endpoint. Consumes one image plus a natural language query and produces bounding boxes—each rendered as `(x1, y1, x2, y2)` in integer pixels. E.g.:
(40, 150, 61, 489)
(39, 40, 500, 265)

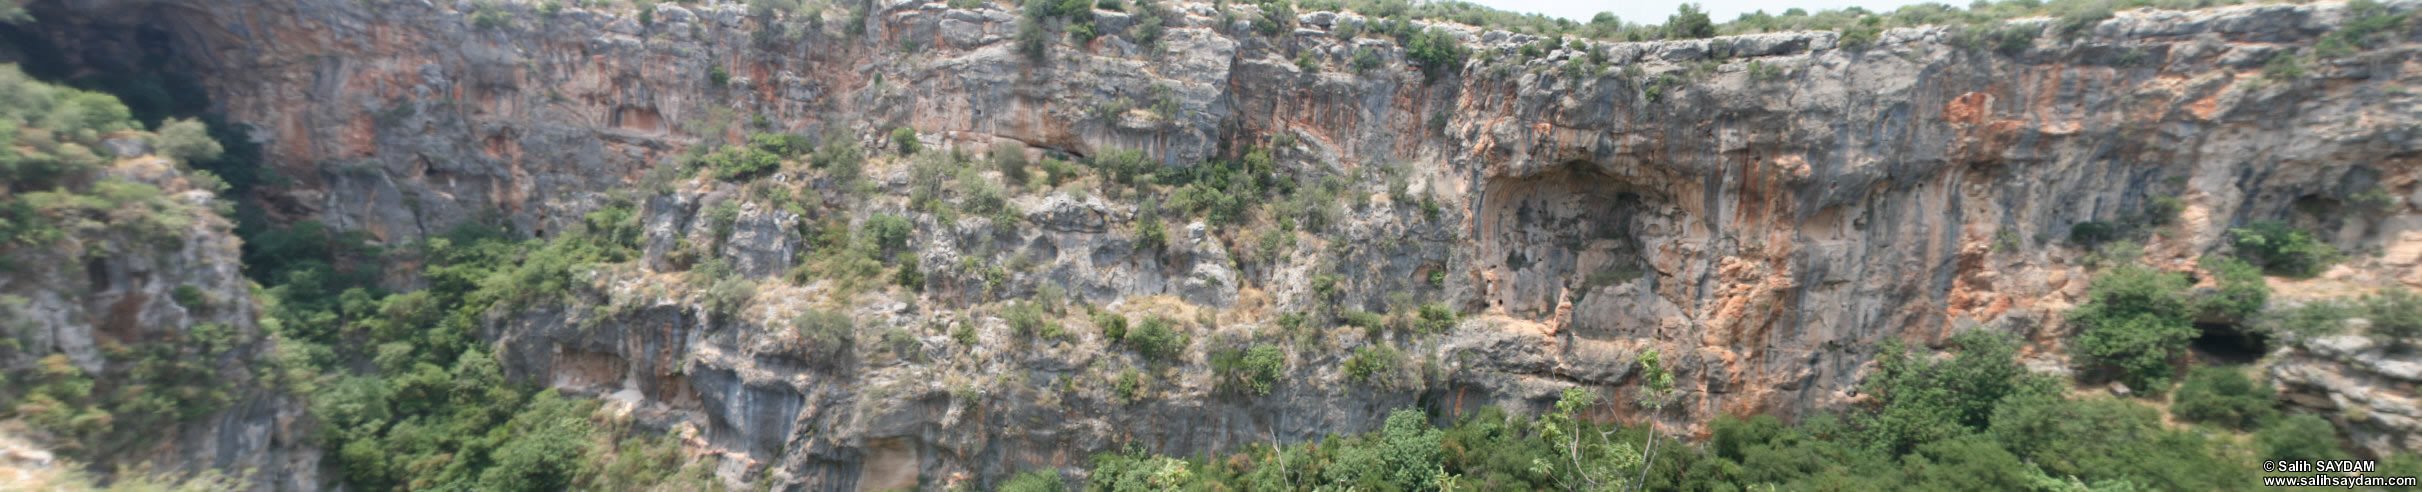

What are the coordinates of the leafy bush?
(2068, 221, 2118, 247)
(2262, 53, 2305, 82)
(2260, 299, 2352, 338)
(1343, 345, 1402, 386)
(1211, 344, 1286, 395)
(1133, 214, 1167, 253)
(2363, 288, 2422, 345)
(2193, 256, 2269, 322)
(1006, 301, 1051, 338)
(2230, 220, 2337, 277)
(1839, 18, 1884, 50)
(1664, 3, 1715, 39)
(1402, 27, 1467, 81)
(951, 321, 978, 346)
(2066, 266, 2196, 392)
(154, 117, 224, 163)
(1988, 393, 2234, 489)
(1016, 19, 1052, 62)
(864, 213, 912, 253)
(472, 5, 513, 29)
(1112, 368, 1144, 403)
(989, 142, 1031, 187)
(1415, 302, 1456, 333)
(793, 309, 856, 359)
(1093, 311, 1129, 342)
(2258, 413, 2347, 461)
(892, 253, 924, 291)
(889, 127, 920, 155)
(2169, 366, 2276, 430)
(1001, 470, 1066, 492)
(1122, 316, 1187, 361)
(1039, 158, 1081, 186)
(1341, 310, 1385, 339)
(171, 285, 207, 310)
(1860, 331, 2057, 455)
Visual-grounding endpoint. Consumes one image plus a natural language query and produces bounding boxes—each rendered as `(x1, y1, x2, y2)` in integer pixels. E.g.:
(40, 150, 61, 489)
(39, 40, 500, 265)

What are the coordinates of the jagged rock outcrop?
(0, 152, 321, 491)
(13, 0, 2422, 488)
(2271, 332, 2422, 457)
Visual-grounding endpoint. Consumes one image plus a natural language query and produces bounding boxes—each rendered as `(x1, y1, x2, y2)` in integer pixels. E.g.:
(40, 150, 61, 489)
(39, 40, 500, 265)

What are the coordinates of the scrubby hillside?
(3, 0, 2422, 489)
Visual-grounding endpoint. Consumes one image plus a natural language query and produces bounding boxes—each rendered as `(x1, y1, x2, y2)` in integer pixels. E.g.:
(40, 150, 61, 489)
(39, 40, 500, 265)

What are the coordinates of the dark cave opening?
(2191, 322, 2271, 365)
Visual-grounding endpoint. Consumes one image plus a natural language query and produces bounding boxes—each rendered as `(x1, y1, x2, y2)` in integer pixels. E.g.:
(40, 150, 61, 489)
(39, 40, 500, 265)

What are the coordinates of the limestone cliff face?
(0, 148, 321, 490)
(19, 0, 2422, 488)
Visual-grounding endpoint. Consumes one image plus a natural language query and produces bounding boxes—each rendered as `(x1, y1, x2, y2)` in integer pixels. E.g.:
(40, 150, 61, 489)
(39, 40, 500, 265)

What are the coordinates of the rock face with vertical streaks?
(9, 0, 2422, 488)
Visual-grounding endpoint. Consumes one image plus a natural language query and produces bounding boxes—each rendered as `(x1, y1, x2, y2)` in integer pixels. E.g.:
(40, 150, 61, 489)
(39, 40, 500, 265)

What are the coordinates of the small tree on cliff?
(1665, 4, 1715, 39)
(1529, 349, 1678, 492)
(1625, 349, 1678, 492)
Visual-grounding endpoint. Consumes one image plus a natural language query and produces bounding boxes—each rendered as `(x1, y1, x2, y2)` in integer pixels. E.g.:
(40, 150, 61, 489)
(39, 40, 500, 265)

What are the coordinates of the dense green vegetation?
(2065, 264, 2200, 392)
(257, 205, 727, 491)
(1012, 328, 2422, 491)
(0, 64, 248, 464)
(0, 57, 714, 489)
(2230, 220, 2341, 277)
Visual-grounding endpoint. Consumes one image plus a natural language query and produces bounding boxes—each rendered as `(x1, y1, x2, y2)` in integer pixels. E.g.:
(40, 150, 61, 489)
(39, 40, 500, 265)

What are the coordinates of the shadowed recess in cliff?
(1475, 163, 1670, 337)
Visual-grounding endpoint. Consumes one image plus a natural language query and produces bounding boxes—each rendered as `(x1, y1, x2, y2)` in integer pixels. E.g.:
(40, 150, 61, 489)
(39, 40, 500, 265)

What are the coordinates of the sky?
(1462, 0, 1936, 26)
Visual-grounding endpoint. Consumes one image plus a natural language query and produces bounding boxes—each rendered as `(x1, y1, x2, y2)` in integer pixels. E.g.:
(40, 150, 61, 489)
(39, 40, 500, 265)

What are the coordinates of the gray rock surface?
(15, 0, 2422, 489)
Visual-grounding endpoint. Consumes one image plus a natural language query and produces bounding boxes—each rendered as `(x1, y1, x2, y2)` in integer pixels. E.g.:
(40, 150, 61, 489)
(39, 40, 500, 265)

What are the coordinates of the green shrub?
(1294, 52, 1322, 72)
(2229, 220, 2337, 277)
(2066, 266, 2196, 392)
(472, 5, 513, 29)
(1861, 331, 2058, 455)
(864, 214, 912, 253)
(2258, 413, 2347, 461)
(1112, 368, 1143, 403)
(989, 142, 1031, 187)
(2169, 367, 2276, 430)
(1415, 302, 1456, 333)
(1016, 20, 1051, 62)
(2193, 256, 2268, 322)
(2362, 288, 2422, 345)
(1001, 470, 1066, 492)
(154, 117, 224, 163)
(793, 309, 855, 359)
(1342, 310, 1385, 339)
(1664, 3, 1714, 39)
(1124, 316, 1186, 361)
(1343, 345, 1402, 386)
(1039, 158, 1081, 186)
(1093, 312, 1129, 342)
(892, 253, 924, 291)
(1402, 27, 1467, 81)
(889, 127, 920, 155)
(1839, 18, 1883, 50)
(2068, 221, 2118, 247)
(2260, 299, 2352, 338)
(2262, 53, 2305, 82)
(698, 144, 783, 181)
(171, 285, 207, 310)
(1988, 394, 2233, 489)
(1211, 344, 1285, 395)
(1133, 215, 1167, 253)
(1007, 301, 1049, 338)
(951, 321, 978, 346)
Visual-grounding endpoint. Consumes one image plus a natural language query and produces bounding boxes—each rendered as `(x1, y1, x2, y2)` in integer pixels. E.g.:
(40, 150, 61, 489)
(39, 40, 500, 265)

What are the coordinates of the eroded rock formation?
(10, 0, 2422, 488)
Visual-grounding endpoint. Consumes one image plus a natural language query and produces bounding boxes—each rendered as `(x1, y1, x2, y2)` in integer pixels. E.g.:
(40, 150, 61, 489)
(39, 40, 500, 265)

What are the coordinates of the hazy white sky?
(1463, 0, 1935, 26)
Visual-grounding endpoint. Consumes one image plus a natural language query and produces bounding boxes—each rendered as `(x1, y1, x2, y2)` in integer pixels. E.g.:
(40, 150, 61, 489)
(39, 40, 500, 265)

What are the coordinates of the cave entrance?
(2191, 322, 2270, 365)
(1475, 164, 1660, 333)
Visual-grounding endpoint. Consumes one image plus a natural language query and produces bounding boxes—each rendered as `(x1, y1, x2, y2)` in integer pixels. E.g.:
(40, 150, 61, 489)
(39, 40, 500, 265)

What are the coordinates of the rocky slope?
(0, 144, 321, 489)
(13, 0, 2422, 488)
